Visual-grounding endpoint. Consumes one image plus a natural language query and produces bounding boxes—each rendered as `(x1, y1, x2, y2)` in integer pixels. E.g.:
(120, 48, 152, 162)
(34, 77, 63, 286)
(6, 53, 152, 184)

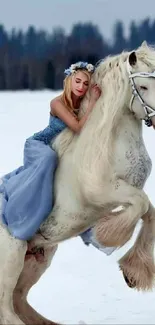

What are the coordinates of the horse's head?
(93, 41, 155, 129)
(127, 42, 155, 127)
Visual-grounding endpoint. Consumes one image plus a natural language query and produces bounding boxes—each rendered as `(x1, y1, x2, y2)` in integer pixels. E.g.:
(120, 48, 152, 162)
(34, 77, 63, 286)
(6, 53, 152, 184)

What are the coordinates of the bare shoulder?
(50, 94, 62, 106)
(50, 95, 63, 115)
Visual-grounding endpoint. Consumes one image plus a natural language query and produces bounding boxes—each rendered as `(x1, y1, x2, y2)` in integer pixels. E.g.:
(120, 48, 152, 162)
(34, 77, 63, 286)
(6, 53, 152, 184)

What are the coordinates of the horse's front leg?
(28, 205, 96, 249)
(32, 178, 148, 248)
(88, 179, 155, 291)
(88, 179, 150, 248)
(119, 203, 155, 291)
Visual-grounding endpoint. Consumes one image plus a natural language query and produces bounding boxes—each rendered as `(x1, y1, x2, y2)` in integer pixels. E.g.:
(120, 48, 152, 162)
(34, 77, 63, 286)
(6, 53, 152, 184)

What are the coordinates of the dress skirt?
(0, 138, 58, 240)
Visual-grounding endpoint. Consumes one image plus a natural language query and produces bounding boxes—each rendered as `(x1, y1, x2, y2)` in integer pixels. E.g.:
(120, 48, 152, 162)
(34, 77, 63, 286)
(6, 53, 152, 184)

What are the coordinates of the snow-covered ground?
(0, 90, 155, 324)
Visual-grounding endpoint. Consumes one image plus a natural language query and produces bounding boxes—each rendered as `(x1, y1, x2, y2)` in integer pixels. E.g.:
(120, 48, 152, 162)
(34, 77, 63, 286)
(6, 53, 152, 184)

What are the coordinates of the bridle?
(127, 60, 155, 127)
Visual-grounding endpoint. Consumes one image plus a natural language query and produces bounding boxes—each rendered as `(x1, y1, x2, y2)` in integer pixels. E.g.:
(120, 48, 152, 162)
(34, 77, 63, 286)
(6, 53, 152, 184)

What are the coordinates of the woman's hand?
(89, 84, 101, 104)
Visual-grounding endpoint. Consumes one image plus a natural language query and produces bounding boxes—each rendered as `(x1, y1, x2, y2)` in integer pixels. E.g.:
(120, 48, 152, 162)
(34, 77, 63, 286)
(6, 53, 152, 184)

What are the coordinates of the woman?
(0, 61, 115, 255)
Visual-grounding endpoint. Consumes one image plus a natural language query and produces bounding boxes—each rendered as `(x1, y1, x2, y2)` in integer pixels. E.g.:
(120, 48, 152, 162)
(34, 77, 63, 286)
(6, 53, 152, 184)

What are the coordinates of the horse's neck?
(117, 113, 143, 141)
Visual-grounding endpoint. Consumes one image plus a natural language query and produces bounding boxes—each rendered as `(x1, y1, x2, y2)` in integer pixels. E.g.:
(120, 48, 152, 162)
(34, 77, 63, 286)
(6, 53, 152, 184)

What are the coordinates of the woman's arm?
(50, 85, 101, 133)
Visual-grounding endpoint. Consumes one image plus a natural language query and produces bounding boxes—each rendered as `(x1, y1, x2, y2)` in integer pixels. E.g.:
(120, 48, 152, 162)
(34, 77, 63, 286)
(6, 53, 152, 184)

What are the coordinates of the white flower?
(87, 64, 94, 72)
(76, 62, 82, 68)
(70, 64, 76, 72)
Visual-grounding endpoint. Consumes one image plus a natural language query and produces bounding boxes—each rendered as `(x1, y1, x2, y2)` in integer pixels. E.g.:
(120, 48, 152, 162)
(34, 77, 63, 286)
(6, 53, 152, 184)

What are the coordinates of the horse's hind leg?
(13, 244, 59, 325)
(0, 223, 27, 324)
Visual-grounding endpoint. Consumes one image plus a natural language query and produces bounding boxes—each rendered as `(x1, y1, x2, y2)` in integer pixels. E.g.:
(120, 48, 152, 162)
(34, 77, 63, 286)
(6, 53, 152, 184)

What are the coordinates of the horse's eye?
(140, 86, 148, 90)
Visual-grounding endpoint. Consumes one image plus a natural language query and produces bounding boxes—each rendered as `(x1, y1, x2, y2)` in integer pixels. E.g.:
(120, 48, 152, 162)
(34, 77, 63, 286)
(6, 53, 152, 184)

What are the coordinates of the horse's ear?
(141, 40, 148, 48)
(129, 51, 137, 66)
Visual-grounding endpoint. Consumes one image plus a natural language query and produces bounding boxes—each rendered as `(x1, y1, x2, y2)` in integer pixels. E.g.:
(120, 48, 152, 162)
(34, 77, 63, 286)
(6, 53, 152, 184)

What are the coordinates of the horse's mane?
(53, 43, 155, 183)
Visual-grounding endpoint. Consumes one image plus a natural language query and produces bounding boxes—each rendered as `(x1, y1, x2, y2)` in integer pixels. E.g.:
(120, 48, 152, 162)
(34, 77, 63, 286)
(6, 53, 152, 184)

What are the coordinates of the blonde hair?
(61, 69, 91, 114)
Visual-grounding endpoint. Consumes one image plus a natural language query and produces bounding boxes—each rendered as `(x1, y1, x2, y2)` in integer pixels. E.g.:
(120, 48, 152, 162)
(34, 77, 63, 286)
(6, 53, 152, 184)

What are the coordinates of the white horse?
(1, 41, 155, 325)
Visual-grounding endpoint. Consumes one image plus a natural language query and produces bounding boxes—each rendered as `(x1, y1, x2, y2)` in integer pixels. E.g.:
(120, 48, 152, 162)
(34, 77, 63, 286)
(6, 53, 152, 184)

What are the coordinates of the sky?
(0, 90, 155, 323)
(0, 0, 155, 40)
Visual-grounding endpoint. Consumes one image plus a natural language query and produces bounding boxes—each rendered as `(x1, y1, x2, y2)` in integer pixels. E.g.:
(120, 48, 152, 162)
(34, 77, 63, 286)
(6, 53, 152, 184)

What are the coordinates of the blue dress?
(0, 114, 115, 255)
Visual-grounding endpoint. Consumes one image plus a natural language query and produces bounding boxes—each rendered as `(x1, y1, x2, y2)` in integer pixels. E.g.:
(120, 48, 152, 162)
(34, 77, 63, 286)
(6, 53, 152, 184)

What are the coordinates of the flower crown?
(64, 61, 95, 76)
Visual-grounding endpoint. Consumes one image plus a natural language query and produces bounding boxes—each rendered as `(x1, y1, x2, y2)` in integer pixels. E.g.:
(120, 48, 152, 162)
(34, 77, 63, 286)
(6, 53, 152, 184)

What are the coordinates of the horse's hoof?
(122, 271, 136, 288)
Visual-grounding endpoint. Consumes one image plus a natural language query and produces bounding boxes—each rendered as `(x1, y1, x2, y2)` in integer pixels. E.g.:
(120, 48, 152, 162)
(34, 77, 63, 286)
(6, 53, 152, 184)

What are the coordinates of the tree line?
(0, 17, 154, 90)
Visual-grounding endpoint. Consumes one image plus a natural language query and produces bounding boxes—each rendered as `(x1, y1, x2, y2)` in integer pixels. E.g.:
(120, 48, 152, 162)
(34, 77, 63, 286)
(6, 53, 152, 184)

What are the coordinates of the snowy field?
(0, 90, 155, 324)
